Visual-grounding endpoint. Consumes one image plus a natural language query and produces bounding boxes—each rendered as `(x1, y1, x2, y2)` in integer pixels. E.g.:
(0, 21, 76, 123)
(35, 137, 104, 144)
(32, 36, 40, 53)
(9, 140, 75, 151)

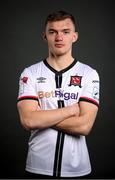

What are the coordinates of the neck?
(47, 53, 74, 71)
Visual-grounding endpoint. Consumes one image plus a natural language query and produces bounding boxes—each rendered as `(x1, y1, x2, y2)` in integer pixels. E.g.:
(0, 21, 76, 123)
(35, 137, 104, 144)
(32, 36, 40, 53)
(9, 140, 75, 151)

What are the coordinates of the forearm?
(17, 101, 78, 130)
(53, 102, 98, 136)
(53, 115, 82, 136)
(53, 112, 97, 136)
(27, 108, 73, 129)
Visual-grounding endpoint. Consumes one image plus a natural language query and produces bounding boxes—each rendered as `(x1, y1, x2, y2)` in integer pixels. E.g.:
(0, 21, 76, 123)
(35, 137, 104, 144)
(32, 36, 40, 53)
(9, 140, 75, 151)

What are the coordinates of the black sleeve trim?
(79, 97, 99, 108)
(17, 96, 38, 102)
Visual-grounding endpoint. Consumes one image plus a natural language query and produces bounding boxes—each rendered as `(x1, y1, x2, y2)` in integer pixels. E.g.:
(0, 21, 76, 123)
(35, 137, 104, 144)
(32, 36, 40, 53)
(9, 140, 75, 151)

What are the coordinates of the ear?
(42, 32, 47, 41)
(72, 32, 78, 43)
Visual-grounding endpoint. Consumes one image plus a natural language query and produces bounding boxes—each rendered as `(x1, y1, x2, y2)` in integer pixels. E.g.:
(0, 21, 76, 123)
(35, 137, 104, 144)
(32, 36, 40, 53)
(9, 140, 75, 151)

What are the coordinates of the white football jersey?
(17, 59, 99, 177)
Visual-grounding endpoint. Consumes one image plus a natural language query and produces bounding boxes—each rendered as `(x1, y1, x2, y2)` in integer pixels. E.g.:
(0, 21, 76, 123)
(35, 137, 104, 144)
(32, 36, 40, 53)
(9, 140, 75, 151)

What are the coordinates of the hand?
(68, 103, 80, 117)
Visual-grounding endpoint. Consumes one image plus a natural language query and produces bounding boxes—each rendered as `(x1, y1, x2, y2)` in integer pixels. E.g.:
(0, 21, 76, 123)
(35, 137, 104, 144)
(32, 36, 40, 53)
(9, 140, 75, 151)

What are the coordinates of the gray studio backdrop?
(0, 0, 115, 178)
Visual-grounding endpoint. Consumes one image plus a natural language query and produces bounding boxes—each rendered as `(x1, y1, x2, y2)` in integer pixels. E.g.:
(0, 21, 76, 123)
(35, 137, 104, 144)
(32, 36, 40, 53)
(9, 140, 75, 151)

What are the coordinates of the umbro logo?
(37, 77, 46, 83)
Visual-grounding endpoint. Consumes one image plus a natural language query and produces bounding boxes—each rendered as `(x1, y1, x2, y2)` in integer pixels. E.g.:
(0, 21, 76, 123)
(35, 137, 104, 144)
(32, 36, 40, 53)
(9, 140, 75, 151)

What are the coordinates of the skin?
(44, 18, 78, 71)
(17, 18, 98, 136)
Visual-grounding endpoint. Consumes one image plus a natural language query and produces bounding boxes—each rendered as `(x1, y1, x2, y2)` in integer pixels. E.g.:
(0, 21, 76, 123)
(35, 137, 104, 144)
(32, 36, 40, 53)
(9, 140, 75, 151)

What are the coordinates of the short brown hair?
(44, 10, 76, 29)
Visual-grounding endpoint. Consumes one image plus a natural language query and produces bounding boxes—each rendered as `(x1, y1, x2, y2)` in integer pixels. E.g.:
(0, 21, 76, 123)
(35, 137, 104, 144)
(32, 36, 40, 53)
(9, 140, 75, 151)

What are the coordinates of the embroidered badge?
(68, 75, 82, 88)
(21, 77, 28, 83)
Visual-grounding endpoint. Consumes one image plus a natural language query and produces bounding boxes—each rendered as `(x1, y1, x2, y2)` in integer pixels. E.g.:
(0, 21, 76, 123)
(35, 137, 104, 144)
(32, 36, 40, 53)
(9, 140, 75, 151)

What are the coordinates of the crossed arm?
(53, 101, 98, 135)
(17, 99, 98, 136)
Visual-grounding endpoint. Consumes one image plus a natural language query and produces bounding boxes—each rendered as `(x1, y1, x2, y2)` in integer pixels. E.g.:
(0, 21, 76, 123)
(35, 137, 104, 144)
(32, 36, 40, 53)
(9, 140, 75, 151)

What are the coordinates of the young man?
(17, 11, 100, 178)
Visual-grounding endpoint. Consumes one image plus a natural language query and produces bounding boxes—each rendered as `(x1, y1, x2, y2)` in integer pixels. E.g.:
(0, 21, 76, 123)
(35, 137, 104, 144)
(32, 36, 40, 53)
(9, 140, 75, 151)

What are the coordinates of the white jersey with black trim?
(17, 59, 100, 177)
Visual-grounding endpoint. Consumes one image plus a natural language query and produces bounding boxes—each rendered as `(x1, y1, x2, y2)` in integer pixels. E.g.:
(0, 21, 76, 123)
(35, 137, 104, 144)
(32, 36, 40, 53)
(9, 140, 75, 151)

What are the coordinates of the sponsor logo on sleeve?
(21, 77, 28, 83)
(92, 86, 99, 100)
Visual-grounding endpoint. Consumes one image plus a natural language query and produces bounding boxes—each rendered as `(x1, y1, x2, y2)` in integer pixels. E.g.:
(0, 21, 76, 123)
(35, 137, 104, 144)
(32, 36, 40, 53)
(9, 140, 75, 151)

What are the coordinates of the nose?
(55, 33, 63, 41)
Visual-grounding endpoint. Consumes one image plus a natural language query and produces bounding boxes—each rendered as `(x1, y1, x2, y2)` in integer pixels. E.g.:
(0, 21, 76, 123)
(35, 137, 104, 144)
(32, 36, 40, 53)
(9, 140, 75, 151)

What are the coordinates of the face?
(44, 18, 78, 56)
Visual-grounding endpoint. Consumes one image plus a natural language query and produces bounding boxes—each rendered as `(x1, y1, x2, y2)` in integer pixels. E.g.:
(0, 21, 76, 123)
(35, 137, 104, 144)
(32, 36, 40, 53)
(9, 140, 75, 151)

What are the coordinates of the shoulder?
(27, 60, 44, 72)
(77, 62, 100, 87)
(77, 61, 99, 76)
(22, 60, 44, 75)
(78, 61, 95, 71)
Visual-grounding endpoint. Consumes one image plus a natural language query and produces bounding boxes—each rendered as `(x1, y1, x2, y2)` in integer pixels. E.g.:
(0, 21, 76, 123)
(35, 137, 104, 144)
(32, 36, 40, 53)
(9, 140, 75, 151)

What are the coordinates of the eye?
(63, 30, 70, 34)
(48, 30, 56, 34)
(49, 31, 55, 34)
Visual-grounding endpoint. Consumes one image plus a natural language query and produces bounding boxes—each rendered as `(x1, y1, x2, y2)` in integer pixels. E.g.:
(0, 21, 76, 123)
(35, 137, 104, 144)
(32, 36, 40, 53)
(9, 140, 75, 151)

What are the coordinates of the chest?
(35, 69, 85, 108)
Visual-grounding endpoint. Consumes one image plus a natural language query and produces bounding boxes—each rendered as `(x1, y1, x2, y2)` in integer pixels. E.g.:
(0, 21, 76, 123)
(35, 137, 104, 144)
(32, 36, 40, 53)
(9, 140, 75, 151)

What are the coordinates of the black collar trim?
(43, 58, 77, 74)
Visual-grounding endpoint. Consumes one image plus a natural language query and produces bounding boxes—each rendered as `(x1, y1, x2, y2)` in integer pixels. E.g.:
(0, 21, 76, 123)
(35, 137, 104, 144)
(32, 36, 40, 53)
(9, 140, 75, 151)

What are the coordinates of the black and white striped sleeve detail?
(17, 95, 38, 102)
(79, 96, 99, 107)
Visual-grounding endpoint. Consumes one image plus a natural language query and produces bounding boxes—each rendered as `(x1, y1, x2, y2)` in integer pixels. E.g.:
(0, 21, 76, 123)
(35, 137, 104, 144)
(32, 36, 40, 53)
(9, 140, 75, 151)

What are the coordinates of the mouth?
(55, 44, 64, 48)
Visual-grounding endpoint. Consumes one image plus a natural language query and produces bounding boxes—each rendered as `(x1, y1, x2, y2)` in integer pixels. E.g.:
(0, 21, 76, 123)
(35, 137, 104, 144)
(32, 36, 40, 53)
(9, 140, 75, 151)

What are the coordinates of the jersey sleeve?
(79, 70, 100, 107)
(17, 68, 38, 102)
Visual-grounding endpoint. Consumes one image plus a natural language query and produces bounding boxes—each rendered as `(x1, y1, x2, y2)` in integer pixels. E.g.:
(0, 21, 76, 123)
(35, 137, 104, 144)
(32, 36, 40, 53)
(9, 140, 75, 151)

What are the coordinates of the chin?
(54, 50, 66, 56)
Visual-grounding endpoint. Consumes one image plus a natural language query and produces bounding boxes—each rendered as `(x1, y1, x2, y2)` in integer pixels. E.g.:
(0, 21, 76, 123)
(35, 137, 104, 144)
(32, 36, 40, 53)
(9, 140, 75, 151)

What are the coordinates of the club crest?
(68, 75, 82, 87)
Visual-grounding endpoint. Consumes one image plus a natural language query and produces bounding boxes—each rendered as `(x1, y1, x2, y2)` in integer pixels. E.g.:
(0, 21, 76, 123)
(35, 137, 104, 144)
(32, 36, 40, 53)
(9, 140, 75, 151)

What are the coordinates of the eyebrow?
(48, 28, 71, 32)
